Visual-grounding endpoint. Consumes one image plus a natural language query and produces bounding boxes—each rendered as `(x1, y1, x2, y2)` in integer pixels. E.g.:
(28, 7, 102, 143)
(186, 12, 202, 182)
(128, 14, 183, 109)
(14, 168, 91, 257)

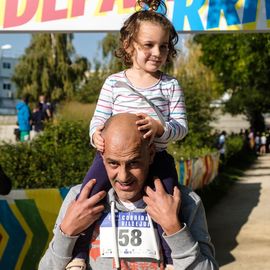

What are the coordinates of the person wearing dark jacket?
(32, 103, 44, 133)
(0, 165, 11, 195)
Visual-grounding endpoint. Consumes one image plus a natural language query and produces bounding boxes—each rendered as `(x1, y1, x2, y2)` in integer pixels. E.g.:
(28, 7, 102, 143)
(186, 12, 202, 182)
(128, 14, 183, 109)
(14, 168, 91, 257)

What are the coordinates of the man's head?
(101, 113, 155, 202)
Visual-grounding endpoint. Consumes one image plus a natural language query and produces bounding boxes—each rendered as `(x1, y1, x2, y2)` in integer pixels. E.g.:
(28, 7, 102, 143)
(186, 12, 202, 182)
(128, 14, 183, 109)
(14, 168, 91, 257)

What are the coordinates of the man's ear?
(148, 143, 156, 165)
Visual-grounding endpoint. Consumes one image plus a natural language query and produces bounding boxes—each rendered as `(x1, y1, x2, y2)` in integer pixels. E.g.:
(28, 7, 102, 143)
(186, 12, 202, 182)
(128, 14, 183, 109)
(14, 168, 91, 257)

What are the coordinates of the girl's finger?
(143, 130, 152, 138)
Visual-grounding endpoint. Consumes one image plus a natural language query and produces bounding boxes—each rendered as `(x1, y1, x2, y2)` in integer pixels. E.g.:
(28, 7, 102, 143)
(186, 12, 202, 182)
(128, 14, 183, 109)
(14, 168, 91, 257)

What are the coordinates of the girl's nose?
(152, 45, 161, 56)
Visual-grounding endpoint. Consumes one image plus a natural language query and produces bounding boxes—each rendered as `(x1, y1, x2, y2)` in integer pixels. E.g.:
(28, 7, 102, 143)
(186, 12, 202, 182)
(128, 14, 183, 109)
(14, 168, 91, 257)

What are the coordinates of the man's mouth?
(115, 180, 135, 191)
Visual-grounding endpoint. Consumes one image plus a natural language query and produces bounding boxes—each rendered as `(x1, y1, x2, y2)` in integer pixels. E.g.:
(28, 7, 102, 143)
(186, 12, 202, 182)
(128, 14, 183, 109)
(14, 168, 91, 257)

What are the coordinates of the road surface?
(207, 154, 270, 269)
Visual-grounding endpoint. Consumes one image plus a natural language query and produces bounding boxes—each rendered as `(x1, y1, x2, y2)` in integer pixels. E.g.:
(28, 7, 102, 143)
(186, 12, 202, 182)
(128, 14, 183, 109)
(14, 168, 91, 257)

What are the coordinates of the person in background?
(16, 94, 31, 142)
(266, 128, 270, 153)
(38, 94, 52, 123)
(0, 165, 12, 195)
(31, 103, 44, 137)
(248, 128, 255, 150)
(255, 132, 261, 155)
(260, 132, 266, 155)
(218, 130, 226, 164)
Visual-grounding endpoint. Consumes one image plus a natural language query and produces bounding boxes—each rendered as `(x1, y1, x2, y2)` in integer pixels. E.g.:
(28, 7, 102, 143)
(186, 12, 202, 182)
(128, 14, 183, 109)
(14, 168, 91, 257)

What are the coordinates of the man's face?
(102, 137, 154, 203)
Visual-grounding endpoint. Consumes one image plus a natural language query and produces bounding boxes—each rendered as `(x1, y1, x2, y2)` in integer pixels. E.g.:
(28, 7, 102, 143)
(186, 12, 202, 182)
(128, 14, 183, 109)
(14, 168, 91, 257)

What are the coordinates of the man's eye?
(129, 161, 139, 168)
(109, 162, 118, 168)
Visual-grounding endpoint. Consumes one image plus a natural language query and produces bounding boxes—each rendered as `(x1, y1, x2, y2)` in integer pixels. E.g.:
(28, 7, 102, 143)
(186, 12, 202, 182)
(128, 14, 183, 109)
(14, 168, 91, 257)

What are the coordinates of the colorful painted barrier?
(177, 152, 220, 190)
(0, 188, 70, 270)
(0, 152, 219, 270)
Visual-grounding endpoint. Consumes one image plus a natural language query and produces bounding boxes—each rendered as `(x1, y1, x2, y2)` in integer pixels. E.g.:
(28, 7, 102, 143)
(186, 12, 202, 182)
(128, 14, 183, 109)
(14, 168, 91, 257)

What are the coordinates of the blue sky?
(0, 33, 107, 62)
(0, 33, 189, 63)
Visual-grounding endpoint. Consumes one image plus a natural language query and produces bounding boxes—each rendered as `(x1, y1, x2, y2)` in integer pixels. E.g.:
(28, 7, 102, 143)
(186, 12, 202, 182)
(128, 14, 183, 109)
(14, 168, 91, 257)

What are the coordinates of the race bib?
(100, 212, 160, 259)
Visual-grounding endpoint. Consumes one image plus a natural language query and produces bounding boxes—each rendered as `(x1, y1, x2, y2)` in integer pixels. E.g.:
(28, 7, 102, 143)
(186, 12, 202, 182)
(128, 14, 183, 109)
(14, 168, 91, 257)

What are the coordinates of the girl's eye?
(143, 44, 152, 49)
(160, 45, 169, 51)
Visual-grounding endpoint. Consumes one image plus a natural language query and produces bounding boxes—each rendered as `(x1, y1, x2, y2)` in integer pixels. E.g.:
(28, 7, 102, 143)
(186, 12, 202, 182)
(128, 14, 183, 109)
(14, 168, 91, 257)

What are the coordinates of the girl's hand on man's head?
(93, 125, 105, 152)
(136, 113, 164, 143)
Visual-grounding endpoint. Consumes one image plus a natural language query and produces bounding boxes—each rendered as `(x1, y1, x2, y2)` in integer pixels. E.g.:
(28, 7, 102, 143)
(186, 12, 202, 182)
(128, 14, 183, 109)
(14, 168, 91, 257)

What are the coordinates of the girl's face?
(130, 21, 170, 73)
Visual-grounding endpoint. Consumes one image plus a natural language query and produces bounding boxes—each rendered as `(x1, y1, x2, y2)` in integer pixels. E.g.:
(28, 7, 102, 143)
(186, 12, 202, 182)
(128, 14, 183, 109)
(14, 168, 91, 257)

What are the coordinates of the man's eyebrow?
(106, 158, 118, 162)
(106, 156, 141, 163)
(127, 156, 142, 163)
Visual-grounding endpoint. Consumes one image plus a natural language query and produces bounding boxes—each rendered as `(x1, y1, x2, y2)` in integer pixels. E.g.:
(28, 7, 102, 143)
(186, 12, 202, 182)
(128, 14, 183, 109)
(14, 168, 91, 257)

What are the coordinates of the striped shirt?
(90, 71, 188, 151)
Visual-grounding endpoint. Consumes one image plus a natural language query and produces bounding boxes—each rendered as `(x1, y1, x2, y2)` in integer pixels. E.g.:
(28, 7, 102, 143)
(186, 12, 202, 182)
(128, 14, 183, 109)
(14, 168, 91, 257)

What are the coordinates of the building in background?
(0, 50, 18, 115)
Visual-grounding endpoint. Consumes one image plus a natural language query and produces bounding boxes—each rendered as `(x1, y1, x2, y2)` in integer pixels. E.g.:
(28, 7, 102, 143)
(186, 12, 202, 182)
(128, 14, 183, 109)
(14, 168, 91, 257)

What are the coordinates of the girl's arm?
(158, 78, 188, 143)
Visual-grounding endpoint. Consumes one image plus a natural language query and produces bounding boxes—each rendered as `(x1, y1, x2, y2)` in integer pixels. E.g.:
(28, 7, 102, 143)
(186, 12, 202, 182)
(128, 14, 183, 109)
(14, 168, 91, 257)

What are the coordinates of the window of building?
(2, 62, 11, 69)
(3, 83, 11, 90)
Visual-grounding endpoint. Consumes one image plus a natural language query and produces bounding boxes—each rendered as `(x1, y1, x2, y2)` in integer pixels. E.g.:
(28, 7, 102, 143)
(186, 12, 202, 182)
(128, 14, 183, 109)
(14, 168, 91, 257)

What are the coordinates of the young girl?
(69, 0, 188, 268)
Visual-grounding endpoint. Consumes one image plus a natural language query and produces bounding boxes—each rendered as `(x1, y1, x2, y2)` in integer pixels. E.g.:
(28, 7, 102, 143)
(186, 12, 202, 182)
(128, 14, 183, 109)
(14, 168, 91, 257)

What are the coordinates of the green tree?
(194, 33, 270, 131)
(100, 33, 124, 73)
(174, 38, 221, 147)
(75, 33, 123, 103)
(76, 60, 107, 103)
(12, 33, 89, 102)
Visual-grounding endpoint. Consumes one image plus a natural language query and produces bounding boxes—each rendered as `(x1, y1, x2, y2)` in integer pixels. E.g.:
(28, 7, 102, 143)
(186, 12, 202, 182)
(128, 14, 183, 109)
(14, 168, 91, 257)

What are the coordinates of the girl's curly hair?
(115, 0, 178, 67)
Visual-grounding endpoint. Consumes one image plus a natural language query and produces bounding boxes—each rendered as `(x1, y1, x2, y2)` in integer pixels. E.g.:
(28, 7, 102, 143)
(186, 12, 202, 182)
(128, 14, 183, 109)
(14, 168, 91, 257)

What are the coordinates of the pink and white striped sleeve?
(156, 78, 188, 144)
(89, 77, 114, 147)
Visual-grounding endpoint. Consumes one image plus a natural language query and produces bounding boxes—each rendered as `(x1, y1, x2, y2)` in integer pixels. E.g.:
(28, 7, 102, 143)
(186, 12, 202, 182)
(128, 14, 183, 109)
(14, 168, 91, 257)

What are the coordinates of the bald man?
(39, 113, 218, 270)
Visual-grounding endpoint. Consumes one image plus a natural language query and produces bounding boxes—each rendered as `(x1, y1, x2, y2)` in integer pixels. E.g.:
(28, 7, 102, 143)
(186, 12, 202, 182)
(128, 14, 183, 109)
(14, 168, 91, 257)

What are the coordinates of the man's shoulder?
(179, 185, 205, 224)
(179, 185, 202, 206)
(63, 184, 81, 203)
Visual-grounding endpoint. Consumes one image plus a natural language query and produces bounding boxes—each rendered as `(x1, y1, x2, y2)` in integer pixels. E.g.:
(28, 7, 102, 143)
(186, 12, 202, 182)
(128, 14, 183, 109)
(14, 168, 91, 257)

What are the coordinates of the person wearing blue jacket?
(16, 95, 31, 142)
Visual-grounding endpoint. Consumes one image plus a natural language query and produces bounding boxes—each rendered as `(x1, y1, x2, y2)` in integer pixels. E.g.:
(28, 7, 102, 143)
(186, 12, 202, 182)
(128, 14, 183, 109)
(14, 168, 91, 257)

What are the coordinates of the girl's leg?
(80, 151, 111, 197)
(73, 152, 111, 260)
(148, 151, 178, 265)
(148, 150, 178, 193)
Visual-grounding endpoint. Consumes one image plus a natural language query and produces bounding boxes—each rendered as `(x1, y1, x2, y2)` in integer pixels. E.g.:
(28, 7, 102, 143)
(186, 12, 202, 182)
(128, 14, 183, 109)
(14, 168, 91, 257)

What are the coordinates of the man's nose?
(117, 166, 129, 182)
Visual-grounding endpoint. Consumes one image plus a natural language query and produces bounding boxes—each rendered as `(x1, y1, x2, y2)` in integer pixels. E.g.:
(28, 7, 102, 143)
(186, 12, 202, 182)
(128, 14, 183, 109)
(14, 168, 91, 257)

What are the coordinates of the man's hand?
(60, 179, 106, 236)
(92, 125, 105, 152)
(143, 178, 182, 236)
(136, 113, 164, 143)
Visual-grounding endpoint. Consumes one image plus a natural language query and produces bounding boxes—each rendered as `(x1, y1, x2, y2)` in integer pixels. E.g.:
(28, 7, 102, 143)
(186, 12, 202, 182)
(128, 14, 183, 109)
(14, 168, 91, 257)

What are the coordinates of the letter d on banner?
(4, 0, 39, 28)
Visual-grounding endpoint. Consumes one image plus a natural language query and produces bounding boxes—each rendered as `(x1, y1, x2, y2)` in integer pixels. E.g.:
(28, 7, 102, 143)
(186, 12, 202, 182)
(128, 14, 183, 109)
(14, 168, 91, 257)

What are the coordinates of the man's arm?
(39, 180, 106, 270)
(144, 179, 219, 270)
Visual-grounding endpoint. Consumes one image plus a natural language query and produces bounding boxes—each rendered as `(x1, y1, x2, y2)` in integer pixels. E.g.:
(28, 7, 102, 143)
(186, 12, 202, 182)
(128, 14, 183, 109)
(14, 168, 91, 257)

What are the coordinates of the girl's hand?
(92, 125, 105, 152)
(136, 113, 164, 143)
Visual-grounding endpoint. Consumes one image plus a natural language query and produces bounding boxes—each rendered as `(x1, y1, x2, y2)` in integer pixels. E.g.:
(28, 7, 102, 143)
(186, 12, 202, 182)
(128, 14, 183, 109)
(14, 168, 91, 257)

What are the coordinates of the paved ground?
(0, 115, 17, 143)
(207, 153, 270, 269)
(211, 110, 270, 134)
